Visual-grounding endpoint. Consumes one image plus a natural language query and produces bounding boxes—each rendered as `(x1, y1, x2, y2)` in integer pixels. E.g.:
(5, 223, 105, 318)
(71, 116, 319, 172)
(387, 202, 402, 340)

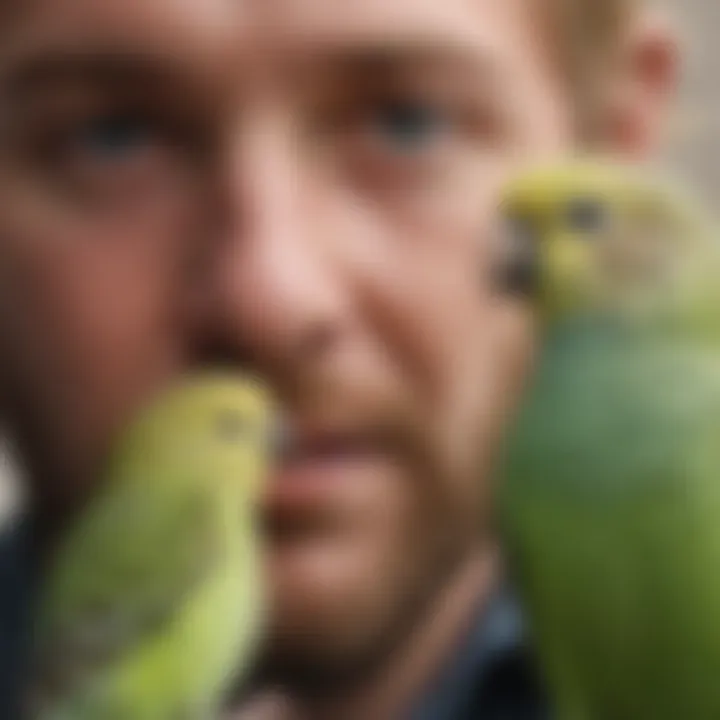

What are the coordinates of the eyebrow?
(0, 36, 510, 114)
(302, 35, 506, 75)
(291, 40, 512, 107)
(0, 49, 178, 102)
(338, 48, 494, 74)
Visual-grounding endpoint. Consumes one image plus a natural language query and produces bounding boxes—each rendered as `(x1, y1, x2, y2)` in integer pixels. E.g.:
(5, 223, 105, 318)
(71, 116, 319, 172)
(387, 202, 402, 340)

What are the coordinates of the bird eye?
(566, 197, 609, 234)
(215, 410, 249, 443)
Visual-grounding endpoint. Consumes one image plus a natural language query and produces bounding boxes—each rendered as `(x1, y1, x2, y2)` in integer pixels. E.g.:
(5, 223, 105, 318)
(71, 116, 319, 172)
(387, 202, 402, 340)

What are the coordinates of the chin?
(258, 517, 449, 690)
(266, 522, 382, 622)
(259, 534, 382, 685)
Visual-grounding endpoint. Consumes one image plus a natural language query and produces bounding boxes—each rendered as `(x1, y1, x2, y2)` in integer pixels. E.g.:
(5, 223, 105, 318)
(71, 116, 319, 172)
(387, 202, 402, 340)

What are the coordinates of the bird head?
(115, 373, 276, 504)
(498, 159, 679, 323)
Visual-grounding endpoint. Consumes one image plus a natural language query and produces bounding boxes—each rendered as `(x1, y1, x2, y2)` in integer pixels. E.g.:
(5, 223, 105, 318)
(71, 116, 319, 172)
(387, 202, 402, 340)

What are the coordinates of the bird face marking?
(565, 196, 610, 236)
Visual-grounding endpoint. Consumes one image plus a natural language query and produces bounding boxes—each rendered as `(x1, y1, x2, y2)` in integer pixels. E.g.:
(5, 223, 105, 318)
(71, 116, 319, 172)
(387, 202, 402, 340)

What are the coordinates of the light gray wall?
(663, 0, 720, 202)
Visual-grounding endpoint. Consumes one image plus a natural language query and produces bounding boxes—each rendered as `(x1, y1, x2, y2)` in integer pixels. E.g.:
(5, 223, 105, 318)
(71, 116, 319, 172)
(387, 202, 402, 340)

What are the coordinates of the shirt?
(0, 520, 550, 720)
(0, 516, 35, 720)
(409, 586, 550, 720)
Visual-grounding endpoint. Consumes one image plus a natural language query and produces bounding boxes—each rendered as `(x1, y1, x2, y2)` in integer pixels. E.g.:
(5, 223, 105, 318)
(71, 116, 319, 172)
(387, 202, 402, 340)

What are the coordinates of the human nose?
(191, 113, 345, 380)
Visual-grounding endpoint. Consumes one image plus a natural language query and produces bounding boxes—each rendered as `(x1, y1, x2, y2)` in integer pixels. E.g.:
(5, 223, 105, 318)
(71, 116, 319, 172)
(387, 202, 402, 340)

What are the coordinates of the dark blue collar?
(0, 514, 37, 720)
(0, 518, 550, 720)
(409, 586, 549, 720)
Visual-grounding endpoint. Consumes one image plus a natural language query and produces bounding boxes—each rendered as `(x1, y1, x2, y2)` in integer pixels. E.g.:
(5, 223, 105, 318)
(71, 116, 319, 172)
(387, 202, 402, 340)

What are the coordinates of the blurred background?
(0, 0, 717, 527)
(662, 0, 719, 203)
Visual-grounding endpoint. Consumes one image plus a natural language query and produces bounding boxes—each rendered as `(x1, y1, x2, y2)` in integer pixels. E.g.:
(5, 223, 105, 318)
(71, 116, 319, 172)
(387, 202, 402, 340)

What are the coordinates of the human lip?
(264, 421, 388, 512)
(274, 420, 376, 461)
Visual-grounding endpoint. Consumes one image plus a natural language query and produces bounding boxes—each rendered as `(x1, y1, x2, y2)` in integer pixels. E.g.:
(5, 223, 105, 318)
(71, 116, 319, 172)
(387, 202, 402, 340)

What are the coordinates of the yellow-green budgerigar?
(28, 374, 274, 720)
(498, 159, 720, 720)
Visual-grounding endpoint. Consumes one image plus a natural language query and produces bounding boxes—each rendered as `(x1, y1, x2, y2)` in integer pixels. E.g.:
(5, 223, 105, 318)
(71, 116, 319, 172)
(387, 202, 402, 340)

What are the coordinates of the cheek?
(0, 187, 198, 491)
(341, 192, 533, 520)
(353, 211, 498, 425)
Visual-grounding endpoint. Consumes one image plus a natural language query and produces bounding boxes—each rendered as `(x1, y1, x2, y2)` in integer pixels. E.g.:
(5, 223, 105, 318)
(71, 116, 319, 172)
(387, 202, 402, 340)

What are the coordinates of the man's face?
(0, 0, 573, 685)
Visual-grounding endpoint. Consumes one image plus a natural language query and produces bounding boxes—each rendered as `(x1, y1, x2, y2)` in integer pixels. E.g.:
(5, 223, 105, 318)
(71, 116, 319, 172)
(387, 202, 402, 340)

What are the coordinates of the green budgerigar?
(498, 159, 720, 720)
(28, 374, 274, 720)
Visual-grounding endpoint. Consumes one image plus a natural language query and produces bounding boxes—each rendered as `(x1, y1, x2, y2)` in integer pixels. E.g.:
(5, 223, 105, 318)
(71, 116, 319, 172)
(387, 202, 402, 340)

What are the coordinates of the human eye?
(9, 99, 196, 212)
(312, 76, 502, 196)
(338, 89, 459, 165)
(61, 112, 157, 167)
(315, 89, 466, 195)
(42, 109, 176, 199)
(359, 96, 453, 155)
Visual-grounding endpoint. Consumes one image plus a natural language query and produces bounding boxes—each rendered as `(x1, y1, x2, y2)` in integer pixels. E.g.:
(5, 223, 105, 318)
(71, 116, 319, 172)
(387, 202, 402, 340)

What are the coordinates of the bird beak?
(497, 215, 541, 299)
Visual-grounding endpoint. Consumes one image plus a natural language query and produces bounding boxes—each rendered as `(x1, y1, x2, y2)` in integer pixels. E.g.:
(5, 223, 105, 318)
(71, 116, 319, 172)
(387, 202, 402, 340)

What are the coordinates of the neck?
(239, 545, 499, 720)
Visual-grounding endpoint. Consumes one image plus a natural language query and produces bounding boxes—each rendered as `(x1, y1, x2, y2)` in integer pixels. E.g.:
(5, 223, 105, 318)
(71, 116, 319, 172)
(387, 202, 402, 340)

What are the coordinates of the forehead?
(0, 0, 550, 88)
